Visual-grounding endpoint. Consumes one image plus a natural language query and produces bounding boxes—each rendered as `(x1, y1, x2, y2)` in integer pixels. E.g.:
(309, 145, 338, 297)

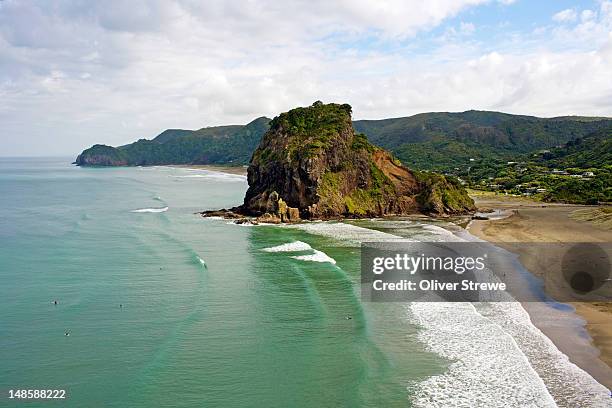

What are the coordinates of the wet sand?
(468, 192, 612, 387)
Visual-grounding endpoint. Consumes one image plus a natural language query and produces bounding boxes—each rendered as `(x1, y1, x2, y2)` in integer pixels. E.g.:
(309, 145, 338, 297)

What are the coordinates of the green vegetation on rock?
(242, 102, 475, 218)
(414, 171, 476, 214)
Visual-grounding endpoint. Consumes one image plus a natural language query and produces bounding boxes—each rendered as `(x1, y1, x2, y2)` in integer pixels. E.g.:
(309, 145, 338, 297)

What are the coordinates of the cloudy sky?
(1, 0, 612, 156)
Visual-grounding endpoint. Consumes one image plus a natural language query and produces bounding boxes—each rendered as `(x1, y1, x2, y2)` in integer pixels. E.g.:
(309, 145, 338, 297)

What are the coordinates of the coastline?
(173, 164, 248, 176)
(467, 192, 612, 388)
(181, 165, 612, 389)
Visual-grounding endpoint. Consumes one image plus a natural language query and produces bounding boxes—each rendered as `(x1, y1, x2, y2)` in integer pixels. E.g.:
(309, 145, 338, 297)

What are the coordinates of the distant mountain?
(75, 117, 271, 166)
(75, 109, 611, 171)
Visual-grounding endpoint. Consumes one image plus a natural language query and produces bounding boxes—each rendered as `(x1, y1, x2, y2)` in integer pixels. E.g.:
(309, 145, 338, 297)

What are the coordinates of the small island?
(202, 101, 475, 222)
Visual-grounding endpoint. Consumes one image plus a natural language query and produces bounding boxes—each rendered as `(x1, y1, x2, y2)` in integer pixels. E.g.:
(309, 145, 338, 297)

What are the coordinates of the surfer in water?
(53, 300, 58, 305)
(64, 331, 70, 336)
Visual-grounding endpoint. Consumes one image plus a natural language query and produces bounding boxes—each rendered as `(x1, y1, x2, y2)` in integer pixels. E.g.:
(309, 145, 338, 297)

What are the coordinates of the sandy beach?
(468, 191, 612, 387)
(174, 164, 248, 176)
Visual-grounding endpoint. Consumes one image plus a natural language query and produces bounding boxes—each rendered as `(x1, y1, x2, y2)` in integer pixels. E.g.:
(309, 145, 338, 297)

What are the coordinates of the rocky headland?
(202, 101, 475, 223)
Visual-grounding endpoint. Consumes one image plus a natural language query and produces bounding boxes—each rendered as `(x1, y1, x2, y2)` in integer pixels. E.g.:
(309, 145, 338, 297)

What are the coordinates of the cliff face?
(241, 102, 475, 219)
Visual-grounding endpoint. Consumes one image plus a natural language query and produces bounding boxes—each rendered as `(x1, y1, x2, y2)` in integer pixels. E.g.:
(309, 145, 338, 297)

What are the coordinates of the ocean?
(0, 158, 608, 407)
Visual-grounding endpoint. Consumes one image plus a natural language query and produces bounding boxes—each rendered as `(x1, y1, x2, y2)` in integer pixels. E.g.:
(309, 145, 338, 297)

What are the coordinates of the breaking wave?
(262, 241, 313, 252)
(196, 256, 207, 268)
(286, 220, 609, 406)
(131, 206, 169, 213)
(286, 221, 409, 246)
(261, 240, 336, 264)
(291, 250, 337, 264)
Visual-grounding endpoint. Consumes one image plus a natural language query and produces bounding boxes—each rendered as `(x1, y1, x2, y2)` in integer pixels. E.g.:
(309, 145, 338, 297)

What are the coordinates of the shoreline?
(467, 192, 612, 388)
(173, 164, 248, 176)
(193, 170, 612, 387)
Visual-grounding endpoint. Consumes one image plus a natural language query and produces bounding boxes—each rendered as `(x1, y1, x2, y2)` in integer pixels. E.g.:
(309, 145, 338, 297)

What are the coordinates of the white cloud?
(552, 8, 577, 23)
(581, 9, 595, 22)
(0, 0, 611, 156)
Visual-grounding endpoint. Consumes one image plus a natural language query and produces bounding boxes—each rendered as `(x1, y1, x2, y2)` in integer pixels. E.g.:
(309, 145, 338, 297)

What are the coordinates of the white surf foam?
(197, 256, 207, 268)
(475, 302, 610, 407)
(262, 241, 336, 264)
(226, 220, 258, 227)
(287, 221, 408, 246)
(405, 225, 609, 406)
(131, 206, 168, 213)
(409, 302, 558, 408)
(291, 249, 337, 264)
(289, 219, 608, 406)
(262, 241, 313, 252)
(419, 224, 467, 242)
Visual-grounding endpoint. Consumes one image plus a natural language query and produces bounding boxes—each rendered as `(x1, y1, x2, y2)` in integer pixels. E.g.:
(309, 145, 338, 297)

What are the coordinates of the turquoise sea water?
(3, 158, 610, 408)
(0, 158, 444, 407)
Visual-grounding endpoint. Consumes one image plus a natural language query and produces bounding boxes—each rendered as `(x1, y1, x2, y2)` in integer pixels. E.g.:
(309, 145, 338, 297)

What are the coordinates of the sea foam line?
(131, 206, 169, 213)
(409, 302, 557, 408)
(475, 302, 610, 407)
(261, 240, 336, 264)
(286, 221, 409, 246)
(262, 241, 312, 252)
(291, 250, 337, 264)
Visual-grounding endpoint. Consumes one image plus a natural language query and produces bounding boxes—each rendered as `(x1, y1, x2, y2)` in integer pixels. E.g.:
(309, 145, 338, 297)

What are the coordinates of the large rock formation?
(235, 101, 475, 220)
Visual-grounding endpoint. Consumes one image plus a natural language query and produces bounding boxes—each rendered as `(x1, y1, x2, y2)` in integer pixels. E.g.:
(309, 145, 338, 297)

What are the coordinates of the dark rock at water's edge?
(201, 101, 475, 222)
(199, 193, 301, 224)
(200, 209, 243, 219)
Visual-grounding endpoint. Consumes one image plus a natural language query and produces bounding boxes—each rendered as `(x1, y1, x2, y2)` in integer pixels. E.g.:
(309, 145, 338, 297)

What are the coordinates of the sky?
(1, 0, 612, 156)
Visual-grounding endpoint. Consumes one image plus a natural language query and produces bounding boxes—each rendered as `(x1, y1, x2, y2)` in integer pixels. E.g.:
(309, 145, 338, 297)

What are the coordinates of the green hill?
(536, 128, 611, 169)
(75, 109, 611, 173)
(466, 128, 612, 204)
(75, 117, 270, 166)
(352, 111, 612, 172)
